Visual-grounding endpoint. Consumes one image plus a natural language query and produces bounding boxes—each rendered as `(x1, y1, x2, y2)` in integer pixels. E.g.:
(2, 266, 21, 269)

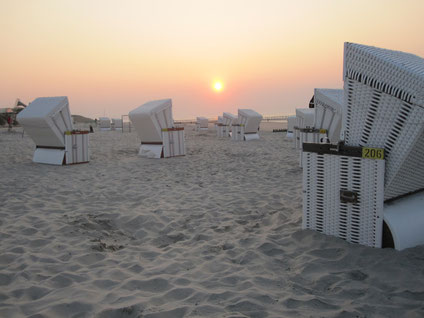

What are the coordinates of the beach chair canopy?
(238, 109, 263, 133)
(17, 96, 73, 148)
(99, 117, 111, 128)
(196, 117, 208, 127)
(217, 116, 223, 124)
(129, 99, 174, 143)
(222, 112, 237, 126)
(112, 118, 123, 128)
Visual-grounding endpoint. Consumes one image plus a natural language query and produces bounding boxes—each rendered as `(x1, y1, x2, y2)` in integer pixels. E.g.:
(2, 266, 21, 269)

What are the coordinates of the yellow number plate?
(319, 129, 327, 134)
(362, 147, 384, 160)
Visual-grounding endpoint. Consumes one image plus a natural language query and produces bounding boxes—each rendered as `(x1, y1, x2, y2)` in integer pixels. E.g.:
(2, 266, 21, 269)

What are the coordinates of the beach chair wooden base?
(138, 144, 163, 158)
(33, 148, 66, 165)
(33, 131, 89, 165)
(244, 133, 259, 141)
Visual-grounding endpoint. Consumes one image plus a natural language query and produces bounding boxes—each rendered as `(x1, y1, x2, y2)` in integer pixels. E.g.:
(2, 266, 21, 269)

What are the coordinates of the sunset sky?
(1, 0, 423, 119)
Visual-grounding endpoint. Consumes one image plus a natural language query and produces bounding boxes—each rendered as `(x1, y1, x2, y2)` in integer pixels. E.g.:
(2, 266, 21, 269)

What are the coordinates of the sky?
(1, 0, 423, 119)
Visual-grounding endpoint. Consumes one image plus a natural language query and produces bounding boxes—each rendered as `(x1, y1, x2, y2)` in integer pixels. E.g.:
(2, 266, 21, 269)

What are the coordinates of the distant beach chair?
(232, 109, 263, 141)
(302, 42, 424, 250)
(221, 112, 237, 137)
(129, 99, 185, 158)
(196, 117, 209, 131)
(286, 115, 296, 139)
(294, 108, 315, 166)
(294, 108, 315, 150)
(313, 88, 343, 144)
(17, 96, 89, 165)
(112, 118, 123, 131)
(215, 116, 225, 137)
(99, 117, 111, 131)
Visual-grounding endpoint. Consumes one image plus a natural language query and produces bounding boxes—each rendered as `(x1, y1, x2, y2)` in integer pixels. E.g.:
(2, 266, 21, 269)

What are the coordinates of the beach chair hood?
(17, 96, 73, 148)
(129, 99, 174, 143)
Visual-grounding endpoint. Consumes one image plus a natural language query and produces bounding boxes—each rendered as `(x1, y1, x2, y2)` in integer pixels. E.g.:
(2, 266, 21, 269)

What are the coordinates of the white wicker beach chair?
(343, 42, 424, 201)
(294, 108, 315, 150)
(313, 89, 343, 144)
(129, 99, 185, 158)
(222, 112, 237, 137)
(237, 109, 263, 141)
(286, 115, 296, 139)
(112, 118, 123, 131)
(99, 117, 111, 130)
(196, 117, 208, 131)
(17, 96, 89, 165)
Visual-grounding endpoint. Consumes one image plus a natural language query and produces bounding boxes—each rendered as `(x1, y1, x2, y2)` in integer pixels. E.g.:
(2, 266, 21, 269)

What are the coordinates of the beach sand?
(0, 125, 423, 318)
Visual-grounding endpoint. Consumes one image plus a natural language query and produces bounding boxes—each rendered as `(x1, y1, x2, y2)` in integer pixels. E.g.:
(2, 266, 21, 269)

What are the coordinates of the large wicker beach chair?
(302, 43, 424, 250)
(17, 96, 89, 165)
(129, 99, 185, 158)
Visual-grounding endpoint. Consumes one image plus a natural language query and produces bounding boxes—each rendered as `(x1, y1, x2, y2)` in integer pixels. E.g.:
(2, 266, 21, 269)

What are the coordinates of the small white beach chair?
(294, 108, 315, 150)
(112, 118, 123, 131)
(17, 96, 89, 165)
(313, 89, 343, 144)
(222, 112, 237, 137)
(235, 109, 263, 141)
(99, 117, 111, 131)
(216, 116, 225, 137)
(129, 99, 185, 158)
(196, 117, 208, 131)
(286, 115, 296, 139)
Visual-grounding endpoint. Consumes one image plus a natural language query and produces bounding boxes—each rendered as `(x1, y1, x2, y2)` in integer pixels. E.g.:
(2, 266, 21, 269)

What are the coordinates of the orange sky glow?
(1, 0, 423, 119)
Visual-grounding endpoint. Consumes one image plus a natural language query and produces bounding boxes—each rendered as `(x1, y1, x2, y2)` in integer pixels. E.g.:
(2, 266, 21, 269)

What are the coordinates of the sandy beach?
(1, 124, 423, 318)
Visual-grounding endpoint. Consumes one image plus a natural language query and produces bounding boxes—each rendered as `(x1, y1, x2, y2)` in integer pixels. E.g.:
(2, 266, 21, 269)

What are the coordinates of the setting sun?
(213, 81, 223, 92)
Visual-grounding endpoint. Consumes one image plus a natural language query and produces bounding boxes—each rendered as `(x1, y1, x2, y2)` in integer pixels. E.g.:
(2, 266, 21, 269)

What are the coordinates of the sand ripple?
(0, 126, 423, 317)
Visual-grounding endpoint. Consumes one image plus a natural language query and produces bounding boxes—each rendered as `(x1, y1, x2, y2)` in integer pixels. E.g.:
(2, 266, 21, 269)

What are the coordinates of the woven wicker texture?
(344, 43, 424, 106)
(343, 43, 424, 200)
(302, 152, 385, 248)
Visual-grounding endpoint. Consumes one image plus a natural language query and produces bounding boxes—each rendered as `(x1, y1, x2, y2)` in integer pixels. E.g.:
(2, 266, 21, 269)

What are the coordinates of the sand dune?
(0, 125, 423, 318)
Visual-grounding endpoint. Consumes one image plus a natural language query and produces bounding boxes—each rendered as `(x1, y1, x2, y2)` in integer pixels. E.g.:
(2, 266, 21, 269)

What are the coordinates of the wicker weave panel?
(343, 78, 424, 200)
(343, 43, 424, 200)
(302, 152, 385, 248)
(344, 43, 424, 106)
